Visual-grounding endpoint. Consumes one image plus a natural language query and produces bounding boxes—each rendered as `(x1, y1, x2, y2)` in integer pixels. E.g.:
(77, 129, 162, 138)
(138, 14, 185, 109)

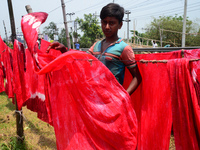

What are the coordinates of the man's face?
(101, 17, 122, 38)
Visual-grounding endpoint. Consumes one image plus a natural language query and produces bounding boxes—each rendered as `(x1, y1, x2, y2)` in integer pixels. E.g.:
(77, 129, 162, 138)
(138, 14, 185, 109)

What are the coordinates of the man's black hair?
(100, 3, 124, 23)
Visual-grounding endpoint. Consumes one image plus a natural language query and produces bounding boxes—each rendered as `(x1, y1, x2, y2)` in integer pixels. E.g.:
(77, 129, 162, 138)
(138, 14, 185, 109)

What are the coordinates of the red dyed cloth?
(21, 12, 138, 149)
(184, 49, 200, 105)
(123, 51, 182, 150)
(12, 40, 30, 110)
(24, 48, 50, 124)
(37, 51, 138, 150)
(3, 46, 14, 98)
(167, 58, 200, 150)
(0, 36, 5, 93)
(0, 61, 4, 93)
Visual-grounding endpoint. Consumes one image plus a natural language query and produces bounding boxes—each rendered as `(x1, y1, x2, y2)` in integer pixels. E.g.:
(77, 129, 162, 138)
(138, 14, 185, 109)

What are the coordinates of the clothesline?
(139, 58, 200, 63)
(75, 58, 200, 64)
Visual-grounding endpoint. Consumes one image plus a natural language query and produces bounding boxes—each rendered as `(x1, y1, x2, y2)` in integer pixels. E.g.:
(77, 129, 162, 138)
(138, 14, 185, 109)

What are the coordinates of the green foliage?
(75, 14, 103, 48)
(58, 28, 68, 47)
(43, 22, 59, 40)
(0, 137, 27, 150)
(4, 41, 13, 49)
(144, 15, 199, 47)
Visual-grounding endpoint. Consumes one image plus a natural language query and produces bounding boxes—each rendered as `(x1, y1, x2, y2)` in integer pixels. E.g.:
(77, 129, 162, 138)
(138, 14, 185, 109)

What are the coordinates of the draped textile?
(123, 51, 182, 150)
(167, 58, 200, 150)
(0, 36, 5, 93)
(3, 46, 14, 98)
(21, 12, 138, 149)
(37, 51, 138, 150)
(12, 40, 30, 110)
(23, 48, 50, 123)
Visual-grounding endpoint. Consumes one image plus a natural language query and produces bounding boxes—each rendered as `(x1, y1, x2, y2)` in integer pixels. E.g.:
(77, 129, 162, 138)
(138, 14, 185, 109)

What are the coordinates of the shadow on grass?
(0, 91, 7, 95)
(5, 97, 15, 111)
(25, 119, 56, 149)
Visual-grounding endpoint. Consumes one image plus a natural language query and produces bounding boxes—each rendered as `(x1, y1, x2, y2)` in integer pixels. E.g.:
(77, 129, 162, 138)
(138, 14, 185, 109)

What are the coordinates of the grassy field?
(0, 92, 175, 150)
(0, 92, 56, 150)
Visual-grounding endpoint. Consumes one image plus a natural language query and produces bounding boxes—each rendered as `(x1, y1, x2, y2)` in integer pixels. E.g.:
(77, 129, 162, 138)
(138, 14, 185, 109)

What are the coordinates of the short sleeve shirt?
(88, 38, 136, 85)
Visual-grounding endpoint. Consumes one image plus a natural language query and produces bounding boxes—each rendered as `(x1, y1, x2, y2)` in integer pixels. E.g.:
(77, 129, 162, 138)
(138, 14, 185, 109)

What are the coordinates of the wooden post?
(7, 0, 24, 142)
(61, 0, 71, 49)
(7, 0, 16, 43)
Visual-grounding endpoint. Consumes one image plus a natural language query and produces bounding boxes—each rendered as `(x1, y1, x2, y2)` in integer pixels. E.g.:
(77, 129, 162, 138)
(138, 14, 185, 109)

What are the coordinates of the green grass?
(0, 92, 176, 150)
(0, 92, 56, 150)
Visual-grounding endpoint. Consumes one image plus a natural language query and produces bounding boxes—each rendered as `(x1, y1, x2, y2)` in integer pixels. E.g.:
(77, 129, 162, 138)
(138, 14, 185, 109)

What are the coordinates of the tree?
(75, 14, 103, 48)
(43, 22, 59, 40)
(58, 28, 68, 47)
(58, 28, 81, 48)
(144, 15, 199, 47)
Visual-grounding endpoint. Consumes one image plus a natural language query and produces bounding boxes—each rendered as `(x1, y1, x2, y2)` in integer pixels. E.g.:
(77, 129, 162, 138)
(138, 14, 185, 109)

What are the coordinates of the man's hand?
(46, 42, 67, 53)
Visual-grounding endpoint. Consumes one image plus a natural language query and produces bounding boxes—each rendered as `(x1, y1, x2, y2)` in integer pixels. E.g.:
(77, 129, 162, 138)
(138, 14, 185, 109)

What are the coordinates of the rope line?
(15, 110, 26, 124)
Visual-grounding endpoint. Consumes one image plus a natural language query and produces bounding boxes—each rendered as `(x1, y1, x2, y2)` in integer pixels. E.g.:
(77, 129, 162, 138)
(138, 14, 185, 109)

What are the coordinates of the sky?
(0, 0, 200, 41)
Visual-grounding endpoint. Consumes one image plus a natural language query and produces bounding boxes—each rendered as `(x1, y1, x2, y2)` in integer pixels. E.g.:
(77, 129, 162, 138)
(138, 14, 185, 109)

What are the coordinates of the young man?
(87, 3, 141, 95)
(47, 3, 141, 95)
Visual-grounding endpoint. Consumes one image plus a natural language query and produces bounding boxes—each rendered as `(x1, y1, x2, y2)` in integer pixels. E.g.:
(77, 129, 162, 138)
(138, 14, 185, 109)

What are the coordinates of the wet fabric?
(24, 48, 50, 124)
(184, 49, 200, 105)
(123, 51, 182, 150)
(12, 40, 30, 110)
(167, 58, 200, 150)
(21, 12, 138, 150)
(0, 36, 5, 93)
(37, 51, 138, 150)
(3, 46, 14, 98)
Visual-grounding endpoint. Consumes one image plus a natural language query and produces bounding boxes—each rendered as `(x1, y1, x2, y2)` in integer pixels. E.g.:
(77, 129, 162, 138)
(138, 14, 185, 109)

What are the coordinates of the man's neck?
(104, 36, 119, 44)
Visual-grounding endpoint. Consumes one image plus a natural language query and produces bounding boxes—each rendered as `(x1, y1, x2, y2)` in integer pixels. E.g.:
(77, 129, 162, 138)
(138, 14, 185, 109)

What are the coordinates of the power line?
(48, 0, 73, 14)
(130, 5, 200, 20)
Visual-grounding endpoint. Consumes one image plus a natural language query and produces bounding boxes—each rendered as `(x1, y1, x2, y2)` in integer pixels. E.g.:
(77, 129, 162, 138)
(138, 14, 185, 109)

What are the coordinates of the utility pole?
(74, 21, 78, 43)
(61, 0, 71, 49)
(3, 20, 8, 42)
(133, 19, 136, 45)
(25, 5, 33, 13)
(7, 0, 16, 43)
(124, 10, 131, 43)
(7, 0, 24, 142)
(66, 12, 75, 49)
(159, 23, 162, 47)
(182, 0, 187, 47)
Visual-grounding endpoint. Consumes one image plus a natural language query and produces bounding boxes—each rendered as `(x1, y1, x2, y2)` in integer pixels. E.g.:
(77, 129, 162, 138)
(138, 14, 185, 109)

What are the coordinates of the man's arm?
(126, 66, 142, 95)
(46, 42, 67, 53)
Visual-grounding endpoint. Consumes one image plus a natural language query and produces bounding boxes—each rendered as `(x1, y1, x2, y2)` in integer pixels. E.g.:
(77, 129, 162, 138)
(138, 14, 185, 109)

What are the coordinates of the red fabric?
(0, 36, 5, 93)
(184, 49, 200, 105)
(123, 51, 182, 150)
(37, 51, 138, 150)
(3, 46, 14, 98)
(22, 12, 138, 148)
(0, 61, 5, 93)
(20, 13, 52, 123)
(24, 48, 50, 124)
(12, 40, 31, 110)
(167, 58, 200, 150)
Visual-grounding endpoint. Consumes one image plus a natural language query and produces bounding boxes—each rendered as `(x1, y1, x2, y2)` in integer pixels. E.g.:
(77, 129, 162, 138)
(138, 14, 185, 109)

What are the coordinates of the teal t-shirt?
(88, 38, 136, 85)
